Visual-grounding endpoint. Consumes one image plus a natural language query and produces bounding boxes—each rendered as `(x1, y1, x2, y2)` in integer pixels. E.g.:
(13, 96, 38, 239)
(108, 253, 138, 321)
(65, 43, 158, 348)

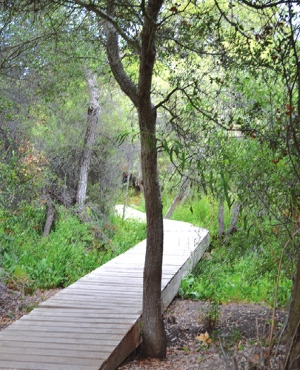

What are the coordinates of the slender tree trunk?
(138, 0, 166, 358)
(226, 201, 240, 235)
(122, 170, 131, 219)
(105, 0, 166, 357)
(43, 194, 54, 236)
(164, 176, 190, 219)
(76, 68, 100, 209)
(285, 254, 300, 370)
(218, 201, 225, 237)
(139, 107, 166, 358)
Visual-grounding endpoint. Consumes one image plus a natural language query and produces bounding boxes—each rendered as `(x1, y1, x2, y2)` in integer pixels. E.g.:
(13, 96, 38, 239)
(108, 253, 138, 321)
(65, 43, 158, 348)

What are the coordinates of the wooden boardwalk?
(0, 207, 209, 370)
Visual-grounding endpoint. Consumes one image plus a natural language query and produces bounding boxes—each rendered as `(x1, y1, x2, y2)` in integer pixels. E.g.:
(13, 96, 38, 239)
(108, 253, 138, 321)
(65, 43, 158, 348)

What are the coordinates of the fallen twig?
(0, 307, 15, 320)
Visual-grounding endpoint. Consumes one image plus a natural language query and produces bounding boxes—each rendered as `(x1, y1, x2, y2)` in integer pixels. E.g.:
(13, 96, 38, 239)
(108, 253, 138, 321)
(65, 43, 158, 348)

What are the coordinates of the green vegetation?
(131, 190, 293, 307)
(179, 251, 292, 307)
(174, 194, 294, 308)
(0, 204, 146, 291)
(1, 191, 291, 308)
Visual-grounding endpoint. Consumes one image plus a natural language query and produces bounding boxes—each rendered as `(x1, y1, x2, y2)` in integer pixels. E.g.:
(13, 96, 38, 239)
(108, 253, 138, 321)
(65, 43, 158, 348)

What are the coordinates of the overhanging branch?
(73, 0, 141, 53)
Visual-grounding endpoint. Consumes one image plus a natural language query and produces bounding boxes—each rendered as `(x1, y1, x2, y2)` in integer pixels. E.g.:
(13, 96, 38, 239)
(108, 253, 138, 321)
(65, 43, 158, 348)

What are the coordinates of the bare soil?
(118, 298, 288, 370)
(0, 283, 60, 331)
(0, 285, 287, 369)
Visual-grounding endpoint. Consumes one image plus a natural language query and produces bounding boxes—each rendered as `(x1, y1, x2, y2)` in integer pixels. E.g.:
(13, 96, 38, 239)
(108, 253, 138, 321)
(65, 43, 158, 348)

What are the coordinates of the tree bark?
(285, 254, 300, 370)
(76, 68, 100, 209)
(164, 176, 190, 219)
(218, 201, 225, 237)
(105, 0, 166, 358)
(138, 0, 166, 358)
(137, 152, 144, 194)
(122, 169, 131, 219)
(226, 201, 240, 235)
(43, 194, 54, 236)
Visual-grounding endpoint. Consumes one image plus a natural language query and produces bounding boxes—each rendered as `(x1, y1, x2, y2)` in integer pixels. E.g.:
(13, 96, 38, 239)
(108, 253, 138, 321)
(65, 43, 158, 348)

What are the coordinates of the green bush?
(0, 204, 147, 291)
(109, 214, 146, 255)
(1, 206, 102, 289)
(179, 246, 292, 307)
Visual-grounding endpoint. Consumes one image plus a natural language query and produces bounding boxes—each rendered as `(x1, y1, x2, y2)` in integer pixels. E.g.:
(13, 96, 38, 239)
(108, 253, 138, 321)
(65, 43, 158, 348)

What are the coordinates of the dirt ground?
(118, 299, 287, 370)
(0, 284, 287, 370)
(0, 283, 61, 331)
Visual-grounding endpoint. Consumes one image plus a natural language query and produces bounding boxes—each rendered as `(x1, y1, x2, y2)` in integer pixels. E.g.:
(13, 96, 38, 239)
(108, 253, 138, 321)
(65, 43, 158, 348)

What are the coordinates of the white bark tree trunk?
(218, 201, 225, 237)
(76, 68, 100, 209)
(226, 201, 240, 235)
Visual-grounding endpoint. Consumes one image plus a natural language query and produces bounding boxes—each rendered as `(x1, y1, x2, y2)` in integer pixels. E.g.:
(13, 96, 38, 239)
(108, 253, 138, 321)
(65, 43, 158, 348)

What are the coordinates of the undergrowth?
(179, 248, 292, 307)
(176, 200, 294, 308)
(1, 187, 294, 309)
(126, 190, 293, 307)
(0, 203, 146, 291)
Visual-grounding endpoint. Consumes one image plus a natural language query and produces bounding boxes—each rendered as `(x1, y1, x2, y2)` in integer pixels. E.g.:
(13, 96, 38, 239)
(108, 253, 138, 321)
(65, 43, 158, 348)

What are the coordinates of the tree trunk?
(137, 0, 166, 358)
(285, 254, 300, 370)
(43, 194, 54, 236)
(137, 152, 144, 194)
(76, 68, 100, 209)
(218, 201, 225, 237)
(105, 0, 166, 358)
(164, 176, 190, 219)
(122, 170, 131, 219)
(139, 108, 166, 358)
(226, 201, 240, 235)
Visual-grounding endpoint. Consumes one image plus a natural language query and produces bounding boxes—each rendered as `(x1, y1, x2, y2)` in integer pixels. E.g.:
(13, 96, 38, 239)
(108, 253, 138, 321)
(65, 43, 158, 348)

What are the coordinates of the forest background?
(0, 0, 300, 368)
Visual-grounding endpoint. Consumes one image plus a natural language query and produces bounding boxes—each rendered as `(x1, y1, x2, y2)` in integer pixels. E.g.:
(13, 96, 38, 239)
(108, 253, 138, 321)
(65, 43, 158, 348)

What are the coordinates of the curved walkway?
(0, 206, 209, 370)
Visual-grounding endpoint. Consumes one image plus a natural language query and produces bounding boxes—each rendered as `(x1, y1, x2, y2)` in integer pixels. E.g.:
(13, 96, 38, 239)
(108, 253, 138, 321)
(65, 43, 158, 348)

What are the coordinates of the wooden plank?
(24, 308, 139, 319)
(1, 333, 120, 346)
(100, 321, 142, 370)
(11, 321, 136, 330)
(3, 325, 130, 335)
(64, 285, 143, 291)
(0, 340, 116, 352)
(0, 353, 102, 366)
(0, 361, 95, 370)
(38, 302, 142, 312)
(0, 346, 109, 359)
(162, 231, 210, 310)
(55, 292, 142, 298)
(42, 297, 142, 304)
(21, 316, 138, 325)
(1, 327, 126, 339)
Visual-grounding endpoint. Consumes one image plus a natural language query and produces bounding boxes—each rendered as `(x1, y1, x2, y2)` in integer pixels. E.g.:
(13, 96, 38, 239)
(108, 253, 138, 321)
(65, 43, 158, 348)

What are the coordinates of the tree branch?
(155, 85, 185, 109)
(105, 15, 138, 106)
(237, 0, 299, 9)
(73, 0, 141, 53)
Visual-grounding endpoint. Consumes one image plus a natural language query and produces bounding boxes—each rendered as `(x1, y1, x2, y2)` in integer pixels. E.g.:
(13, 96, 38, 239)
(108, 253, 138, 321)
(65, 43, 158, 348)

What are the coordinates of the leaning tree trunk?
(285, 253, 300, 370)
(164, 176, 190, 219)
(76, 68, 100, 209)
